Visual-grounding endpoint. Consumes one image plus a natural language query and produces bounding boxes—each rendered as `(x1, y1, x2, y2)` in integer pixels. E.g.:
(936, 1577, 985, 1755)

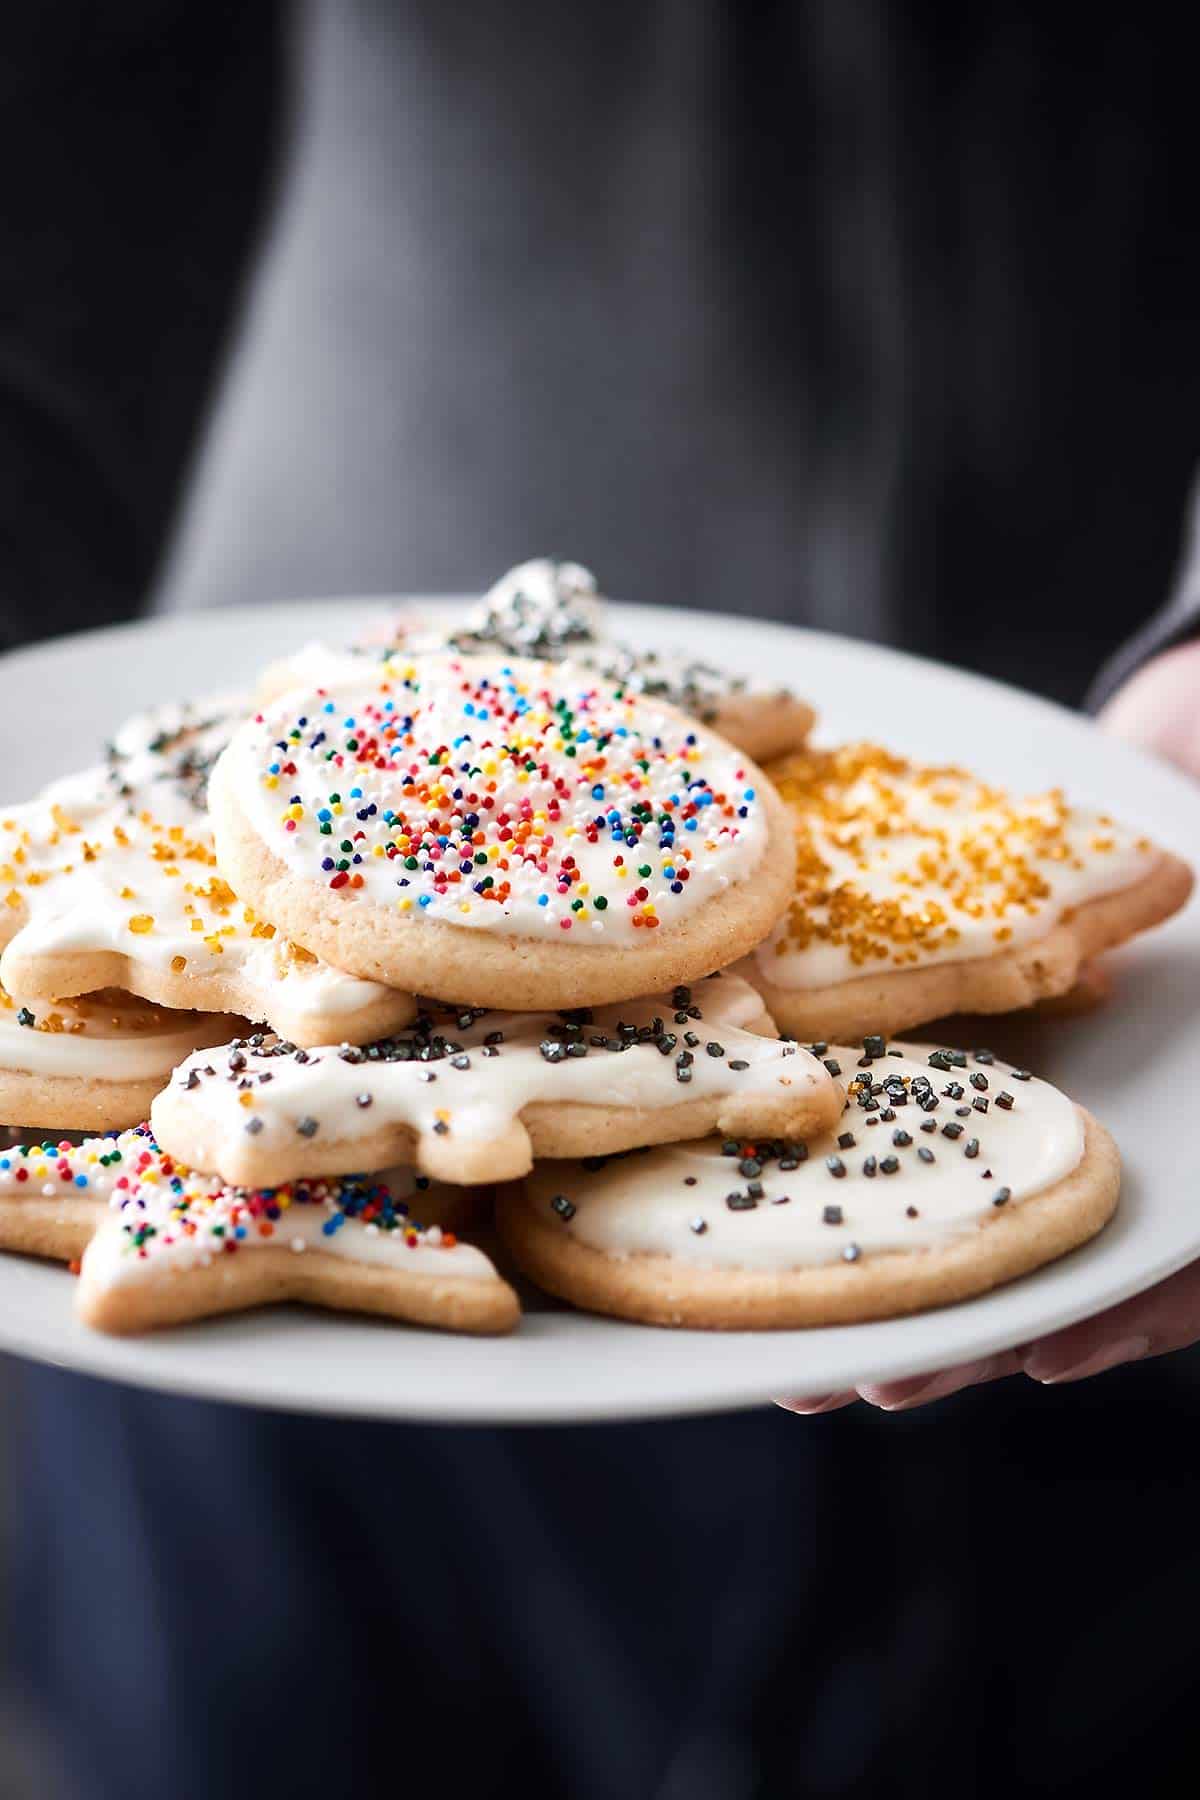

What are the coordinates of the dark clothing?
(4, 6, 1200, 1799)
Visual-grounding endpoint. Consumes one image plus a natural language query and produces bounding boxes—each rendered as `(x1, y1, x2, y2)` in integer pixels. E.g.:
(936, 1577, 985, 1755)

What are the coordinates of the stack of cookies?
(0, 561, 1190, 1337)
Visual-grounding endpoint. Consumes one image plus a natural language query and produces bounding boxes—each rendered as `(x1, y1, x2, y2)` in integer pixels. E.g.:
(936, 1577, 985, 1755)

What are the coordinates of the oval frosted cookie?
(0, 696, 415, 1047)
(0, 985, 244, 1131)
(739, 744, 1193, 1040)
(496, 1041, 1120, 1329)
(257, 558, 816, 764)
(151, 975, 842, 1188)
(210, 653, 796, 1008)
(0, 1124, 515, 1333)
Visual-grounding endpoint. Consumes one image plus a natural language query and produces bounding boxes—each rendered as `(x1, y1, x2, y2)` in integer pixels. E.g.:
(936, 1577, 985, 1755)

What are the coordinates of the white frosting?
(0, 1129, 494, 1287)
(0, 988, 238, 1082)
(257, 558, 765, 722)
(235, 652, 769, 943)
(155, 975, 832, 1174)
(525, 1043, 1086, 1268)
(755, 748, 1159, 990)
(0, 696, 403, 1029)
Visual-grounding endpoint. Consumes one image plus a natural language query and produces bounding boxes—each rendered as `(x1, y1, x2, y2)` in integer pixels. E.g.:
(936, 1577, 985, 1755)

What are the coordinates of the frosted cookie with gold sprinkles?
(738, 744, 1192, 1040)
(0, 985, 243, 1131)
(497, 1039, 1119, 1329)
(0, 1124, 516, 1333)
(210, 652, 796, 1010)
(257, 558, 816, 763)
(151, 975, 842, 1188)
(0, 696, 415, 1046)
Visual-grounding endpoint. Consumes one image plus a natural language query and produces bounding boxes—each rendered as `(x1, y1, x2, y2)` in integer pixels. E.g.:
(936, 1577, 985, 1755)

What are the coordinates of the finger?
(1099, 640, 1200, 777)
(857, 1350, 1023, 1412)
(773, 1392, 858, 1415)
(1023, 1257, 1200, 1383)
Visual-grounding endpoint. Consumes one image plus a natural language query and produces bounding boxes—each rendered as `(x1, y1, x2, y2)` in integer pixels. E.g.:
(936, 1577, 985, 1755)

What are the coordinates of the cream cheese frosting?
(0, 1128, 494, 1285)
(523, 1041, 1085, 1268)
(235, 652, 771, 943)
(154, 974, 832, 1177)
(0, 986, 239, 1082)
(0, 696, 405, 1027)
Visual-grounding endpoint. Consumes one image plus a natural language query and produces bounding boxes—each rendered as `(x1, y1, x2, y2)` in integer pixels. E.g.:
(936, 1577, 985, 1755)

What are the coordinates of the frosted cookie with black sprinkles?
(0, 1124, 516, 1333)
(257, 558, 816, 764)
(150, 975, 842, 1188)
(738, 744, 1192, 1040)
(496, 1040, 1120, 1329)
(209, 653, 796, 1009)
(0, 985, 243, 1131)
(0, 697, 415, 1046)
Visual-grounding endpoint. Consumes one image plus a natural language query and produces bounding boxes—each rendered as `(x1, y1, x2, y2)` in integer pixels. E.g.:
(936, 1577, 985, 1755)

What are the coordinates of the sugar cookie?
(0, 697, 416, 1046)
(0, 985, 243, 1131)
(210, 653, 794, 1009)
(739, 745, 1192, 1039)
(151, 975, 842, 1188)
(0, 1126, 516, 1332)
(257, 558, 816, 763)
(498, 1040, 1119, 1328)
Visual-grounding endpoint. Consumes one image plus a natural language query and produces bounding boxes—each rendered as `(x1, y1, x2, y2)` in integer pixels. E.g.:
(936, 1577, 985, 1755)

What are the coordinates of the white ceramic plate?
(0, 600, 1195, 1422)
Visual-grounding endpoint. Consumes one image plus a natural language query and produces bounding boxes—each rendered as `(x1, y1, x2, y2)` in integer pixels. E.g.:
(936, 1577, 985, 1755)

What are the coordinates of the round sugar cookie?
(209, 653, 795, 1009)
(0, 695, 416, 1046)
(0, 985, 244, 1131)
(738, 744, 1192, 1040)
(497, 1040, 1120, 1329)
(150, 974, 842, 1188)
(256, 559, 816, 764)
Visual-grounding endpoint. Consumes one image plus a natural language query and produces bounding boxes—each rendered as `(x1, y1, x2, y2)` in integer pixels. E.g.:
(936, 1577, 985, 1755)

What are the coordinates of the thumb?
(1100, 640, 1200, 778)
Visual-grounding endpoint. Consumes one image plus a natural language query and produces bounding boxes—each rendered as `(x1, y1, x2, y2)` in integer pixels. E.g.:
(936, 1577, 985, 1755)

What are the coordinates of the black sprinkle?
(892, 1129, 912, 1148)
(1011, 1069, 1032, 1082)
(971, 1072, 989, 1091)
(728, 1059, 750, 1072)
(296, 1116, 319, 1138)
(920, 1118, 938, 1134)
(551, 1194, 576, 1221)
(356, 1093, 372, 1109)
(184, 1070, 200, 1091)
(15, 1007, 34, 1028)
(863, 1156, 877, 1178)
(973, 1096, 989, 1114)
(880, 1156, 900, 1175)
(842, 1243, 862, 1263)
(823, 1059, 842, 1077)
(726, 1191, 757, 1212)
(432, 1120, 449, 1136)
(906, 1205, 919, 1218)
(964, 1138, 980, 1159)
(706, 1042, 724, 1057)
(917, 1146, 935, 1164)
(450, 1054, 471, 1071)
(992, 1187, 1012, 1207)
(826, 1156, 847, 1179)
(973, 1049, 996, 1065)
(690, 1217, 708, 1235)
(822, 1204, 844, 1225)
(942, 1122, 963, 1140)
(837, 1132, 856, 1150)
(996, 1092, 1014, 1111)
(863, 1034, 886, 1058)
(244, 1117, 263, 1136)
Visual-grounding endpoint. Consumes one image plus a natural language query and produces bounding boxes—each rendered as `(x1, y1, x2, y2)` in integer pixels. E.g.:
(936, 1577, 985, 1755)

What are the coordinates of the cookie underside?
(76, 1248, 520, 1336)
(497, 1111, 1119, 1329)
(0, 943, 416, 1049)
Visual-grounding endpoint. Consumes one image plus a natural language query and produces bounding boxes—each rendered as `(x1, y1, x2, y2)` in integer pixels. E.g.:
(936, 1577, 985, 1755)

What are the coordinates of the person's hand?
(779, 638, 1200, 1415)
